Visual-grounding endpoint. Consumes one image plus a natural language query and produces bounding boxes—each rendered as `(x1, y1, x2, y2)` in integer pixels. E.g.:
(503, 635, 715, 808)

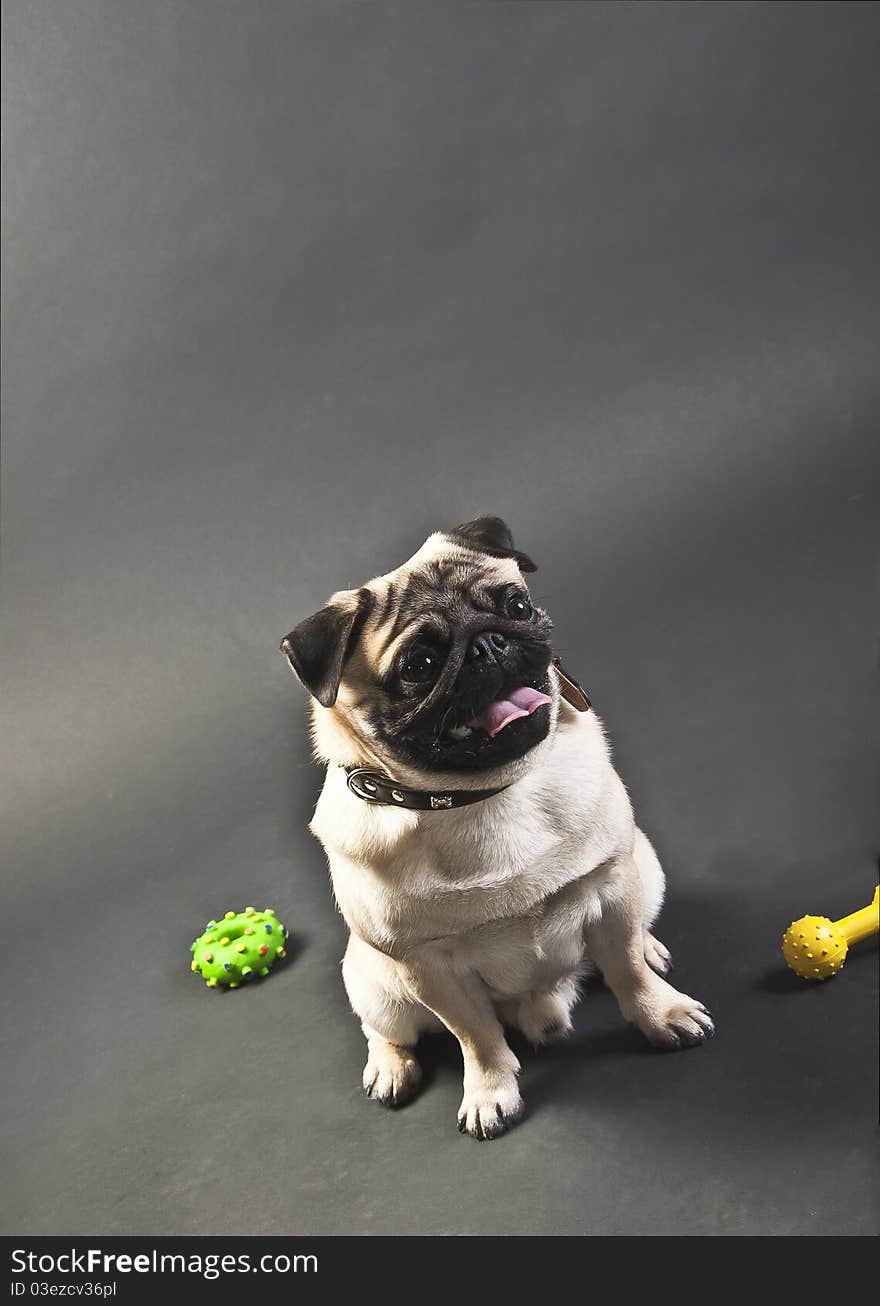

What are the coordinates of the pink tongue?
(468, 686, 552, 737)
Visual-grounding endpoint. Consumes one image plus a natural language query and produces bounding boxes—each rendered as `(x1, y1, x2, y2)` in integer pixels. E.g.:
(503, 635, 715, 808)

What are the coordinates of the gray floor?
(2, 2, 878, 1236)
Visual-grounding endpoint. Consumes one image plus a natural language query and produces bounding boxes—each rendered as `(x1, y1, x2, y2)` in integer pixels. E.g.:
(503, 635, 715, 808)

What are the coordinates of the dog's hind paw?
(643, 931, 673, 976)
(514, 988, 576, 1046)
(635, 985, 715, 1051)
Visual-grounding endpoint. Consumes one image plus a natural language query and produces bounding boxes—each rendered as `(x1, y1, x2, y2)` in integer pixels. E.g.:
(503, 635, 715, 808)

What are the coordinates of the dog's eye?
(401, 644, 439, 684)
(505, 593, 533, 621)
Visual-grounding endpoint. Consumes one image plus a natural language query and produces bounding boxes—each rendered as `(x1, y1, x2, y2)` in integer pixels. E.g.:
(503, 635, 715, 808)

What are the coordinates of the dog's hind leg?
(633, 828, 673, 974)
(586, 851, 713, 1050)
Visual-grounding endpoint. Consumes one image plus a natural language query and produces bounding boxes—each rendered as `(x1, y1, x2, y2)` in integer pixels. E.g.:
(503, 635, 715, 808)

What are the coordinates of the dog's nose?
(466, 631, 508, 662)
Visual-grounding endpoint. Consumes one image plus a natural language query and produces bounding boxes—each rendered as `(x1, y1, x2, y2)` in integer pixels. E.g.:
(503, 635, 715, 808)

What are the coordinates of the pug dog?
(281, 517, 713, 1140)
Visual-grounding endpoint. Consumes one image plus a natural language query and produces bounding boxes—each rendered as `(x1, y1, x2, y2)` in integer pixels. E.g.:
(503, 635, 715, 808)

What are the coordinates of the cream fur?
(302, 534, 713, 1139)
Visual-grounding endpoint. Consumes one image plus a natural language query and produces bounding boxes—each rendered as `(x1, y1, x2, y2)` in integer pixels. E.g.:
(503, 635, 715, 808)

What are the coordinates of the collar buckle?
(346, 767, 386, 801)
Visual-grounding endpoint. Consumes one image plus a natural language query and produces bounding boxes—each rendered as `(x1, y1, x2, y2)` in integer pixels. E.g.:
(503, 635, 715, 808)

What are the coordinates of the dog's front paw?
(363, 1043, 422, 1108)
(457, 1078, 523, 1140)
(629, 979, 715, 1051)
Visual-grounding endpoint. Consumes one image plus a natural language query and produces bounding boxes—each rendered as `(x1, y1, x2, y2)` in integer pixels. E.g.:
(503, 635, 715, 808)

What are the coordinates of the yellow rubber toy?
(782, 885, 879, 980)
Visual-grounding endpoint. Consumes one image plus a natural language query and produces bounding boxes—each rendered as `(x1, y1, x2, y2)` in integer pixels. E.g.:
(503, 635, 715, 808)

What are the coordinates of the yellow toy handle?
(836, 885, 880, 945)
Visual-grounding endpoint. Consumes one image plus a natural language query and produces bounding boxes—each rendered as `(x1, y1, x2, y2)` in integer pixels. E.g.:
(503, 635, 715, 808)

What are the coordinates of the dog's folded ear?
(280, 589, 371, 707)
(449, 515, 537, 573)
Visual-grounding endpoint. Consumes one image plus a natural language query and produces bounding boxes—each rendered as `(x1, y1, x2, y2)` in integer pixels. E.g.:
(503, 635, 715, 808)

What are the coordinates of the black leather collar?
(346, 767, 509, 811)
(344, 659, 591, 812)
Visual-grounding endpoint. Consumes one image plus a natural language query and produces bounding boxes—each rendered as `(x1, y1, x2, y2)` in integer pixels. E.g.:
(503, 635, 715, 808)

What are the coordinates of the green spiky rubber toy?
(190, 907, 289, 989)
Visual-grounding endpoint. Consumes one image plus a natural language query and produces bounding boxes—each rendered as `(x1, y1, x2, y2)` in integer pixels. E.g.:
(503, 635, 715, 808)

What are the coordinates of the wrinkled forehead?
(361, 532, 524, 668)
(398, 532, 522, 592)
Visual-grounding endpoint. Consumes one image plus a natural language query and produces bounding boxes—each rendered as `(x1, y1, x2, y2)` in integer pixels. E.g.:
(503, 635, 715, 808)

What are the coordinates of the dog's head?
(281, 517, 556, 783)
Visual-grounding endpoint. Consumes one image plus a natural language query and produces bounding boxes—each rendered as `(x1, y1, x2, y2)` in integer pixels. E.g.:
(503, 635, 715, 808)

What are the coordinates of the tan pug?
(281, 517, 713, 1140)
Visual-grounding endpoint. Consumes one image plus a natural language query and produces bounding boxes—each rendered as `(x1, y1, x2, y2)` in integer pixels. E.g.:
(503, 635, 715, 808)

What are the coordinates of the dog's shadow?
(413, 1031, 465, 1093)
(512, 1022, 648, 1116)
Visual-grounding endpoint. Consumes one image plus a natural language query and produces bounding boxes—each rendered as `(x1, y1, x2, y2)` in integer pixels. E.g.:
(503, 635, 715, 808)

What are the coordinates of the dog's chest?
(411, 794, 563, 889)
(321, 791, 610, 957)
(312, 709, 628, 953)
(396, 813, 602, 981)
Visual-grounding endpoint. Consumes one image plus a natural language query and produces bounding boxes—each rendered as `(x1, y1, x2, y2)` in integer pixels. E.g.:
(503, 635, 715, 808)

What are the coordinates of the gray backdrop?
(2, 0, 878, 1236)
